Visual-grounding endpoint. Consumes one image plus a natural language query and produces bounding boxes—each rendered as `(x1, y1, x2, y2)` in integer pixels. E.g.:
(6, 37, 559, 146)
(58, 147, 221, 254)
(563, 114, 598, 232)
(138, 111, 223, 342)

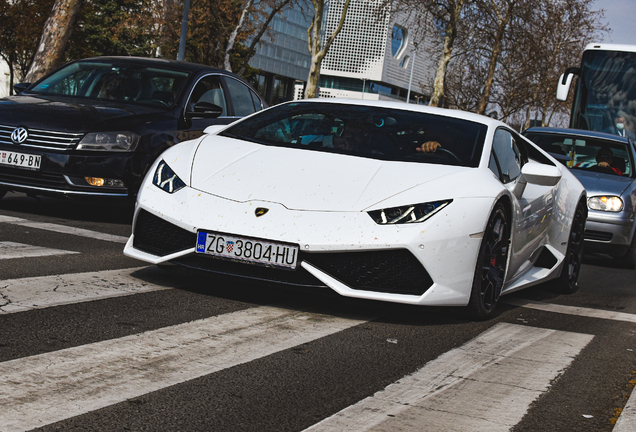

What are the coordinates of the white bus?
(557, 43, 636, 139)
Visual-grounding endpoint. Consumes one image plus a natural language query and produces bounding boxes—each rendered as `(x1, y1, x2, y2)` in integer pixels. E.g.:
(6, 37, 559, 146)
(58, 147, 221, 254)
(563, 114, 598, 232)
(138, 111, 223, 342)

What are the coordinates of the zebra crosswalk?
(1, 214, 636, 431)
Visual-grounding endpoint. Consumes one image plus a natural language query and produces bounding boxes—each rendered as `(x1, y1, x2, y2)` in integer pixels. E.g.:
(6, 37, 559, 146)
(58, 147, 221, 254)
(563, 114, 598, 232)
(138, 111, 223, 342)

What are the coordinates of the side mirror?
(13, 83, 31, 94)
(556, 67, 580, 102)
(186, 101, 223, 119)
(514, 162, 562, 198)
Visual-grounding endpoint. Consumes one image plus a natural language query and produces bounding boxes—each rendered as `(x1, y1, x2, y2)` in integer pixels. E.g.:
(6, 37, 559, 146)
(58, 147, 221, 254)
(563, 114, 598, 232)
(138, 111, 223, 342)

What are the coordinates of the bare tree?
(304, 0, 352, 99)
(25, 0, 84, 82)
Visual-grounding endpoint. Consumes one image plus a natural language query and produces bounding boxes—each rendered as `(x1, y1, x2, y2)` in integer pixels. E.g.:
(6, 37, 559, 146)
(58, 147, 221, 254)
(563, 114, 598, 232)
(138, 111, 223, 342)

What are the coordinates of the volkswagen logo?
(10, 127, 28, 145)
(255, 207, 269, 217)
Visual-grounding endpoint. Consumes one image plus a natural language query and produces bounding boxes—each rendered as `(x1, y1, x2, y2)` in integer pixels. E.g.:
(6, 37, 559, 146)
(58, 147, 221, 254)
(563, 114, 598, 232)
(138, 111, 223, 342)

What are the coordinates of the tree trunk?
(224, 0, 255, 72)
(25, 0, 83, 83)
(304, 0, 351, 99)
(429, 0, 464, 107)
(476, 0, 513, 115)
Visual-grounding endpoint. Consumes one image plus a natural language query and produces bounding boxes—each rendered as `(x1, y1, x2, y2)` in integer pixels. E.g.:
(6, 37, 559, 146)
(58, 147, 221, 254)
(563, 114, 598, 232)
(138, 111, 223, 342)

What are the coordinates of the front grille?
(133, 209, 196, 256)
(0, 125, 83, 150)
(303, 249, 433, 296)
(585, 230, 613, 242)
(0, 168, 67, 188)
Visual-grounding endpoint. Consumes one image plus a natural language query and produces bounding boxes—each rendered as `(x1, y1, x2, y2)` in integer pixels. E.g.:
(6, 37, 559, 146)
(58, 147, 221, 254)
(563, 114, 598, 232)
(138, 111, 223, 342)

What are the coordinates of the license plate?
(0, 151, 41, 170)
(196, 231, 299, 270)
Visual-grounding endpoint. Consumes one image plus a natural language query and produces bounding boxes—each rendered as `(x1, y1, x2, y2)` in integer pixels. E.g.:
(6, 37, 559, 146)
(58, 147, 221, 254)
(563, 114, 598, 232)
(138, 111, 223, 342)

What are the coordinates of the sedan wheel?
(467, 203, 510, 320)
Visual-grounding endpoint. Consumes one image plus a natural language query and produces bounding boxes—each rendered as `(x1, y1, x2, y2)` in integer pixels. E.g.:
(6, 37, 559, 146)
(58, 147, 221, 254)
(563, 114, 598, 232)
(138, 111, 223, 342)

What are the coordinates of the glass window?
(492, 129, 522, 183)
(221, 102, 487, 167)
(524, 132, 632, 177)
(188, 75, 226, 115)
(29, 61, 190, 108)
(391, 25, 407, 58)
(224, 77, 256, 116)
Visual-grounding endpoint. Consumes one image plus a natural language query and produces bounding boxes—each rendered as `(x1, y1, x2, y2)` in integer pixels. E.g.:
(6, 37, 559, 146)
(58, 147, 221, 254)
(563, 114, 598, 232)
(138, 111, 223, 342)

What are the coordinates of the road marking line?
(0, 241, 78, 260)
(0, 216, 129, 243)
(505, 297, 636, 323)
(0, 306, 367, 432)
(304, 323, 593, 432)
(0, 267, 168, 314)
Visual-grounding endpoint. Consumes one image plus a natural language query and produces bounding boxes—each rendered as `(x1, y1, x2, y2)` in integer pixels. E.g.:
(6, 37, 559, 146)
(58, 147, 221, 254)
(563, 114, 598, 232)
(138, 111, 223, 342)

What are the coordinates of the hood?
(572, 169, 634, 197)
(0, 95, 167, 132)
(190, 136, 466, 211)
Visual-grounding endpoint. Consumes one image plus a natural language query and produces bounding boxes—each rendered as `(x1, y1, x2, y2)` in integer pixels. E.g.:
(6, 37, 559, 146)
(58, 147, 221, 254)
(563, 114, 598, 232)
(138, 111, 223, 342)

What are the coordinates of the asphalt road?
(1, 191, 636, 432)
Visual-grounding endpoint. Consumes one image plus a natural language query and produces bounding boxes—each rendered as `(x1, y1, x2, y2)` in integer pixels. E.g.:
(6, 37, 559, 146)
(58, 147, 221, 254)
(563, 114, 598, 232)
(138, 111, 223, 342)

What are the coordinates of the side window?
(492, 129, 522, 183)
(188, 76, 226, 116)
(488, 152, 501, 178)
(250, 89, 263, 112)
(224, 77, 257, 116)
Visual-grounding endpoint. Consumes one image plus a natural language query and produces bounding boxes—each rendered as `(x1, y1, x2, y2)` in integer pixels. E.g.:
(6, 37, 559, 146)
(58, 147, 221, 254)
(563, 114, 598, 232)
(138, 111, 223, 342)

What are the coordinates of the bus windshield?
(571, 49, 636, 138)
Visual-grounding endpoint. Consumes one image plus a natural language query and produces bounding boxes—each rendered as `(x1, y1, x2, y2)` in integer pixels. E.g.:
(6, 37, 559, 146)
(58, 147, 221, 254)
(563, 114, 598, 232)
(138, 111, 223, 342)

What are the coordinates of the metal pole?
(406, 45, 416, 103)
(177, 0, 191, 61)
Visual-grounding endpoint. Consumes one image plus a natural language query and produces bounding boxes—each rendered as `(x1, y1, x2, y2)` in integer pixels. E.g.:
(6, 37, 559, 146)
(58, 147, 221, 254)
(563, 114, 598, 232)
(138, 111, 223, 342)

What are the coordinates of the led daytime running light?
(369, 200, 452, 225)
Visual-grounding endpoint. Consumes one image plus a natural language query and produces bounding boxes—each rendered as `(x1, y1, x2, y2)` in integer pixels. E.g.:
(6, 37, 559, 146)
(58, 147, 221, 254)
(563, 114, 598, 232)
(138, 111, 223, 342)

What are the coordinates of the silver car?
(524, 127, 636, 267)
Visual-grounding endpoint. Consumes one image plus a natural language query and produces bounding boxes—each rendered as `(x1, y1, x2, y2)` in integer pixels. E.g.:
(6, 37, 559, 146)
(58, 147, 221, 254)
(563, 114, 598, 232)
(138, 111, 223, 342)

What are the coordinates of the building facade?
(248, 0, 435, 105)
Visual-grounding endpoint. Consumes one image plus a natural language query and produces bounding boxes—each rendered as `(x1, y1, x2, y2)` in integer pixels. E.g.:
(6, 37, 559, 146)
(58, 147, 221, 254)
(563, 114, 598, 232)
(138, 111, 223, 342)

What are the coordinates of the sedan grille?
(0, 125, 83, 150)
(584, 230, 613, 242)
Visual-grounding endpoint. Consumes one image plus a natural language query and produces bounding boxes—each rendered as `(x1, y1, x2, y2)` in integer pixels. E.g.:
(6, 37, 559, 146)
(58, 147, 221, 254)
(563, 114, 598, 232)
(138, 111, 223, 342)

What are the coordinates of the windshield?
(28, 61, 191, 108)
(220, 102, 487, 167)
(525, 132, 634, 178)
(572, 49, 636, 138)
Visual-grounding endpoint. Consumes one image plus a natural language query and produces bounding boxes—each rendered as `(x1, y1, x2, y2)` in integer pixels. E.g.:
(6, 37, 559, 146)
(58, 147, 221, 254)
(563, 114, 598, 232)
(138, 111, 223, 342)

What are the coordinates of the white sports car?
(124, 99, 587, 319)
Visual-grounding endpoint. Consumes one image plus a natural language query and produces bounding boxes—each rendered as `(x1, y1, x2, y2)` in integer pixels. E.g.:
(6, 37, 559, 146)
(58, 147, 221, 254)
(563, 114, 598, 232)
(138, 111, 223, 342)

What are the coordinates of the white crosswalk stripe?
(0, 215, 129, 243)
(0, 241, 78, 260)
(0, 267, 168, 313)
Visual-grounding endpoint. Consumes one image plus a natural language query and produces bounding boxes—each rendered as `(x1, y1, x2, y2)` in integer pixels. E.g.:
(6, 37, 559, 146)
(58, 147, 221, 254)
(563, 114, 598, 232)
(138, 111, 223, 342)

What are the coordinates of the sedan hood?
(571, 169, 634, 196)
(190, 136, 466, 211)
(0, 95, 166, 132)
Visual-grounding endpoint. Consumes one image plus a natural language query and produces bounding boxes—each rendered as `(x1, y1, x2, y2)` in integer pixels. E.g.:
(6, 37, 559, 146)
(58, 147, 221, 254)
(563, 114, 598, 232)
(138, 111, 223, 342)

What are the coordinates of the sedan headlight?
(153, 160, 186, 193)
(368, 200, 452, 225)
(588, 196, 623, 212)
(77, 132, 140, 151)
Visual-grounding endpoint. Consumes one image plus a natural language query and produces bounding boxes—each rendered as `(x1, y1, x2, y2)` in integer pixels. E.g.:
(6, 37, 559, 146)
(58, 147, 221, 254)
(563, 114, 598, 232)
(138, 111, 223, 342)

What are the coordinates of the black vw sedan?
(0, 56, 265, 202)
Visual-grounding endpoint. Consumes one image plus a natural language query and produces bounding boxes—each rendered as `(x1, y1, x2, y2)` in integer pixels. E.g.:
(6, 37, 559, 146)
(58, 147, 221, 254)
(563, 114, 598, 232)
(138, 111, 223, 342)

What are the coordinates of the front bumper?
(123, 182, 494, 306)
(0, 147, 138, 199)
(584, 209, 635, 255)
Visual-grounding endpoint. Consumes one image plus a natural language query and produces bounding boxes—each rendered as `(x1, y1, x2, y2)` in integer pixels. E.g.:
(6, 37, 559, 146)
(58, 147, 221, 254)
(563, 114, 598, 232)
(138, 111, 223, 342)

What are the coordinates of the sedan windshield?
(28, 61, 191, 108)
(220, 102, 487, 167)
(525, 132, 634, 177)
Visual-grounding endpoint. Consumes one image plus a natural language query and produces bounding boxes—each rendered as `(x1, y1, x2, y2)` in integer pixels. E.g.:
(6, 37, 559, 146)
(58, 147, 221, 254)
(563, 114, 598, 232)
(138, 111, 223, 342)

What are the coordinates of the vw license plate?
(0, 151, 41, 170)
(196, 231, 299, 270)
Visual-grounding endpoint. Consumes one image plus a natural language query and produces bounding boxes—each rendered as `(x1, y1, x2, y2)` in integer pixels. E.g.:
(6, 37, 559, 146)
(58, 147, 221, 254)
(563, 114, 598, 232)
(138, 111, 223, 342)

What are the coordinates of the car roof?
(280, 98, 504, 128)
(73, 56, 232, 75)
(523, 126, 630, 144)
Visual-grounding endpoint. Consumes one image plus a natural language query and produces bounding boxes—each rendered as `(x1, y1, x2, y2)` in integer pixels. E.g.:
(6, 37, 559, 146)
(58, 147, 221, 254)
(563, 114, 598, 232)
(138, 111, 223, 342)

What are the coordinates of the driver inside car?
(417, 140, 442, 153)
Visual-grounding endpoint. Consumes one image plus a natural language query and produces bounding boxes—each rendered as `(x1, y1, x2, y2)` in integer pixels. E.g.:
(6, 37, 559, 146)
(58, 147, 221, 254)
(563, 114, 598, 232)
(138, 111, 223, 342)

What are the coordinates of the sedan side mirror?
(514, 162, 562, 198)
(186, 101, 223, 119)
(13, 83, 31, 94)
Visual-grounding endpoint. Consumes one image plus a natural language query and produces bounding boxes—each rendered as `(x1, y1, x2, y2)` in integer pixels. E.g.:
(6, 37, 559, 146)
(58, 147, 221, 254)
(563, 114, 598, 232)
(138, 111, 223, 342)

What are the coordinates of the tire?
(466, 202, 511, 321)
(551, 201, 587, 294)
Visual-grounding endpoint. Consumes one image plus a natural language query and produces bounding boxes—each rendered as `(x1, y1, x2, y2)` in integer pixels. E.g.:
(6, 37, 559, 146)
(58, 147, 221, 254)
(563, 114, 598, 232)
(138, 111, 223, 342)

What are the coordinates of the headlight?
(588, 196, 623, 212)
(368, 200, 452, 224)
(77, 132, 140, 151)
(153, 160, 186, 193)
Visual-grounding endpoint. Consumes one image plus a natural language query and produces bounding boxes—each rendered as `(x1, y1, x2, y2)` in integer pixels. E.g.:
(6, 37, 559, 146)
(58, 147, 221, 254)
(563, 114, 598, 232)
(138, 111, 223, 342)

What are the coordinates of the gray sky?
(593, 0, 636, 45)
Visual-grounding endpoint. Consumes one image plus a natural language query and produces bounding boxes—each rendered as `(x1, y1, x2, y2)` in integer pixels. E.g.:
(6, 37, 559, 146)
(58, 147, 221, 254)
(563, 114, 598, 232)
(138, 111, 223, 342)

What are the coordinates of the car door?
(489, 128, 555, 280)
